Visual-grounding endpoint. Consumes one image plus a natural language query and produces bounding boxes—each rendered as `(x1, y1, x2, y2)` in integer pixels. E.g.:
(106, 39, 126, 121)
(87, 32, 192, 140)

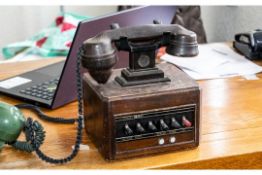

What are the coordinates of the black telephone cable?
(11, 49, 85, 164)
(15, 104, 76, 124)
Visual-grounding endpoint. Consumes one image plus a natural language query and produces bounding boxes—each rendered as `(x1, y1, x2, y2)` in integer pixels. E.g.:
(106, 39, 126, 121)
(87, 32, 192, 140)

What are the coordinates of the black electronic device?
(233, 29, 262, 60)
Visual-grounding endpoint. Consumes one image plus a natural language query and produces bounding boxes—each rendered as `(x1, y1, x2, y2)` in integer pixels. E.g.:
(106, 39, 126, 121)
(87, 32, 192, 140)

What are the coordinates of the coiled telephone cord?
(10, 48, 84, 164)
(15, 104, 76, 124)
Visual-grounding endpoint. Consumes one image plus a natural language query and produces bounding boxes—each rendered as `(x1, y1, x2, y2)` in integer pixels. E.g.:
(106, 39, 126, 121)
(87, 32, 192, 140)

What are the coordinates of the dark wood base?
(83, 63, 201, 160)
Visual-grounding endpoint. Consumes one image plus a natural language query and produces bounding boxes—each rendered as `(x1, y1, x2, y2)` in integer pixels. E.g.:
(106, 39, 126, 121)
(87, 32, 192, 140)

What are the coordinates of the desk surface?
(1, 57, 262, 169)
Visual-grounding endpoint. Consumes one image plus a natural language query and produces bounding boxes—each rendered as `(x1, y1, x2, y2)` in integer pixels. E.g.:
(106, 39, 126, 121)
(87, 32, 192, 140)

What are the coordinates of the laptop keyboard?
(19, 78, 59, 101)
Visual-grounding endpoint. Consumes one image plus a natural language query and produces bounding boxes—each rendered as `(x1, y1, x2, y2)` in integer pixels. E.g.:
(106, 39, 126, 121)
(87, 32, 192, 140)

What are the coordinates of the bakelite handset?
(80, 24, 198, 85)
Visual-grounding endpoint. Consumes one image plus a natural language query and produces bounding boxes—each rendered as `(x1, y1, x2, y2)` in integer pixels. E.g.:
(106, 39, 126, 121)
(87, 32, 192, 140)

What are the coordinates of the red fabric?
(61, 22, 76, 32)
(55, 16, 64, 26)
(65, 41, 72, 48)
(36, 37, 48, 47)
(182, 116, 192, 127)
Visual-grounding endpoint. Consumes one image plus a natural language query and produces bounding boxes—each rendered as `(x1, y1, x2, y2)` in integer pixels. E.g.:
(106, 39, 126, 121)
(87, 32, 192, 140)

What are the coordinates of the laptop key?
(31, 89, 37, 93)
(25, 91, 31, 95)
(42, 95, 48, 99)
(20, 90, 26, 93)
(37, 87, 44, 90)
(19, 77, 59, 100)
(36, 94, 42, 98)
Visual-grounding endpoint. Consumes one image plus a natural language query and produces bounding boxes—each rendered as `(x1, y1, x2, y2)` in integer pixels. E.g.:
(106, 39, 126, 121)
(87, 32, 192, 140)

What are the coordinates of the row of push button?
(124, 116, 192, 136)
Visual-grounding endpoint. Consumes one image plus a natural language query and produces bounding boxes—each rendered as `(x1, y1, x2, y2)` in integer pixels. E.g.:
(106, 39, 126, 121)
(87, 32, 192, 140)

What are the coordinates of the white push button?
(169, 136, 176, 143)
(158, 138, 165, 145)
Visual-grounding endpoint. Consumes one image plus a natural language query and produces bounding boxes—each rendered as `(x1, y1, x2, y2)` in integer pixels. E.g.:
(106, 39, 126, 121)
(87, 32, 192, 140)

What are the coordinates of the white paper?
(242, 74, 259, 80)
(0, 77, 32, 89)
(161, 43, 262, 80)
(162, 46, 228, 73)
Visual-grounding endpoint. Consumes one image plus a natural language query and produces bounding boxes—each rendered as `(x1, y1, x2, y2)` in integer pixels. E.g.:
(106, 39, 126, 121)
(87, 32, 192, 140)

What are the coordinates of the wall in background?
(64, 6, 117, 17)
(1, 6, 262, 58)
(201, 6, 262, 43)
(0, 6, 58, 54)
(0, 6, 117, 58)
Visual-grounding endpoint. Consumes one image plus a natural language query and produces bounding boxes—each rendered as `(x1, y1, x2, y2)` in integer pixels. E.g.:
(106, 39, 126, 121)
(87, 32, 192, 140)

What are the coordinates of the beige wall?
(201, 6, 262, 42)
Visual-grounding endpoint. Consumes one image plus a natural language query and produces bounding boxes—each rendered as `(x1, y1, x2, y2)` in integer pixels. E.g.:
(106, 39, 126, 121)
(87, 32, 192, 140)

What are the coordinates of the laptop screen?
(52, 6, 176, 108)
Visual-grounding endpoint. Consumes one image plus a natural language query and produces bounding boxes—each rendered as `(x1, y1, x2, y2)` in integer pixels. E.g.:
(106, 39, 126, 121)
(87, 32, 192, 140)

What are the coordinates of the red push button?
(182, 116, 192, 127)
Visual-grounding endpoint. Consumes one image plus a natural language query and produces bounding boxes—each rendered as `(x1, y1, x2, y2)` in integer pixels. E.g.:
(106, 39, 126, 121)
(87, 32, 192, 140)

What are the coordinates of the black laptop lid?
(52, 6, 176, 108)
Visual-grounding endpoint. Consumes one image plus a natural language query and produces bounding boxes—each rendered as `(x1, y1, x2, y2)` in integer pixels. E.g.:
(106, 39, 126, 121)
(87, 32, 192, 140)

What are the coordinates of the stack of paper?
(161, 43, 262, 80)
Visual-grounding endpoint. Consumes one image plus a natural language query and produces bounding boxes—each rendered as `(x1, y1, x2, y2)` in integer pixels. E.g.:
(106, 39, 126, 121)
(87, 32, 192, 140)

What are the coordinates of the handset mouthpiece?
(80, 38, 118, 84)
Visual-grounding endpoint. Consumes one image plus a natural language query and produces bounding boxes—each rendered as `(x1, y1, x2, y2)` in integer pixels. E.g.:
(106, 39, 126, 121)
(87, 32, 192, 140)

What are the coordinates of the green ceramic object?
(0, 102, 25, 150)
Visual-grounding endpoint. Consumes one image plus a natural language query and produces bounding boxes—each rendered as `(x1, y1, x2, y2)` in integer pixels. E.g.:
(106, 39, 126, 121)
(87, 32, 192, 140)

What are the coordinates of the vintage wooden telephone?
(81, 23, 201, 160)
(0, 23, 200, 163)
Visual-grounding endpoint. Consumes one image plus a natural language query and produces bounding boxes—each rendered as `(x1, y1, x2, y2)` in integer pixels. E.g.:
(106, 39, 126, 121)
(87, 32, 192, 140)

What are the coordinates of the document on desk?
(161, 43, 262, 80)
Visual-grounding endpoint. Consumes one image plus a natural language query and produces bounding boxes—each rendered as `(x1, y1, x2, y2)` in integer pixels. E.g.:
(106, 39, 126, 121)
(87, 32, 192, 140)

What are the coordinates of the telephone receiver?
(0, 102, 82, 164)
(80, 23, 198, 85)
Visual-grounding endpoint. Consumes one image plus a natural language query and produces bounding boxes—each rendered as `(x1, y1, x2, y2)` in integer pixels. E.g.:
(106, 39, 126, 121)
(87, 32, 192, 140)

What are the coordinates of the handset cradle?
(80, 23, 198, 86)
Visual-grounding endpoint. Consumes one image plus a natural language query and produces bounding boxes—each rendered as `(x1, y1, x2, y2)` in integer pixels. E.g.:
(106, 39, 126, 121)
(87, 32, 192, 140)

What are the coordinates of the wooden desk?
(1, 57, 262, 169)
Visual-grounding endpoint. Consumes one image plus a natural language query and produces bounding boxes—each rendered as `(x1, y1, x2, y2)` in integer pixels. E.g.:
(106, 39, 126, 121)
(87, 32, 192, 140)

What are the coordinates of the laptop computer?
(0, 6, 176, 109)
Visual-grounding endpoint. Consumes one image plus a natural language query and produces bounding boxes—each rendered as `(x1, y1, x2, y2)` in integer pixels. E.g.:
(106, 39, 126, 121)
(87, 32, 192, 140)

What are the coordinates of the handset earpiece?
(166, 33, 198, 57)
(81, 38, 118, 84)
